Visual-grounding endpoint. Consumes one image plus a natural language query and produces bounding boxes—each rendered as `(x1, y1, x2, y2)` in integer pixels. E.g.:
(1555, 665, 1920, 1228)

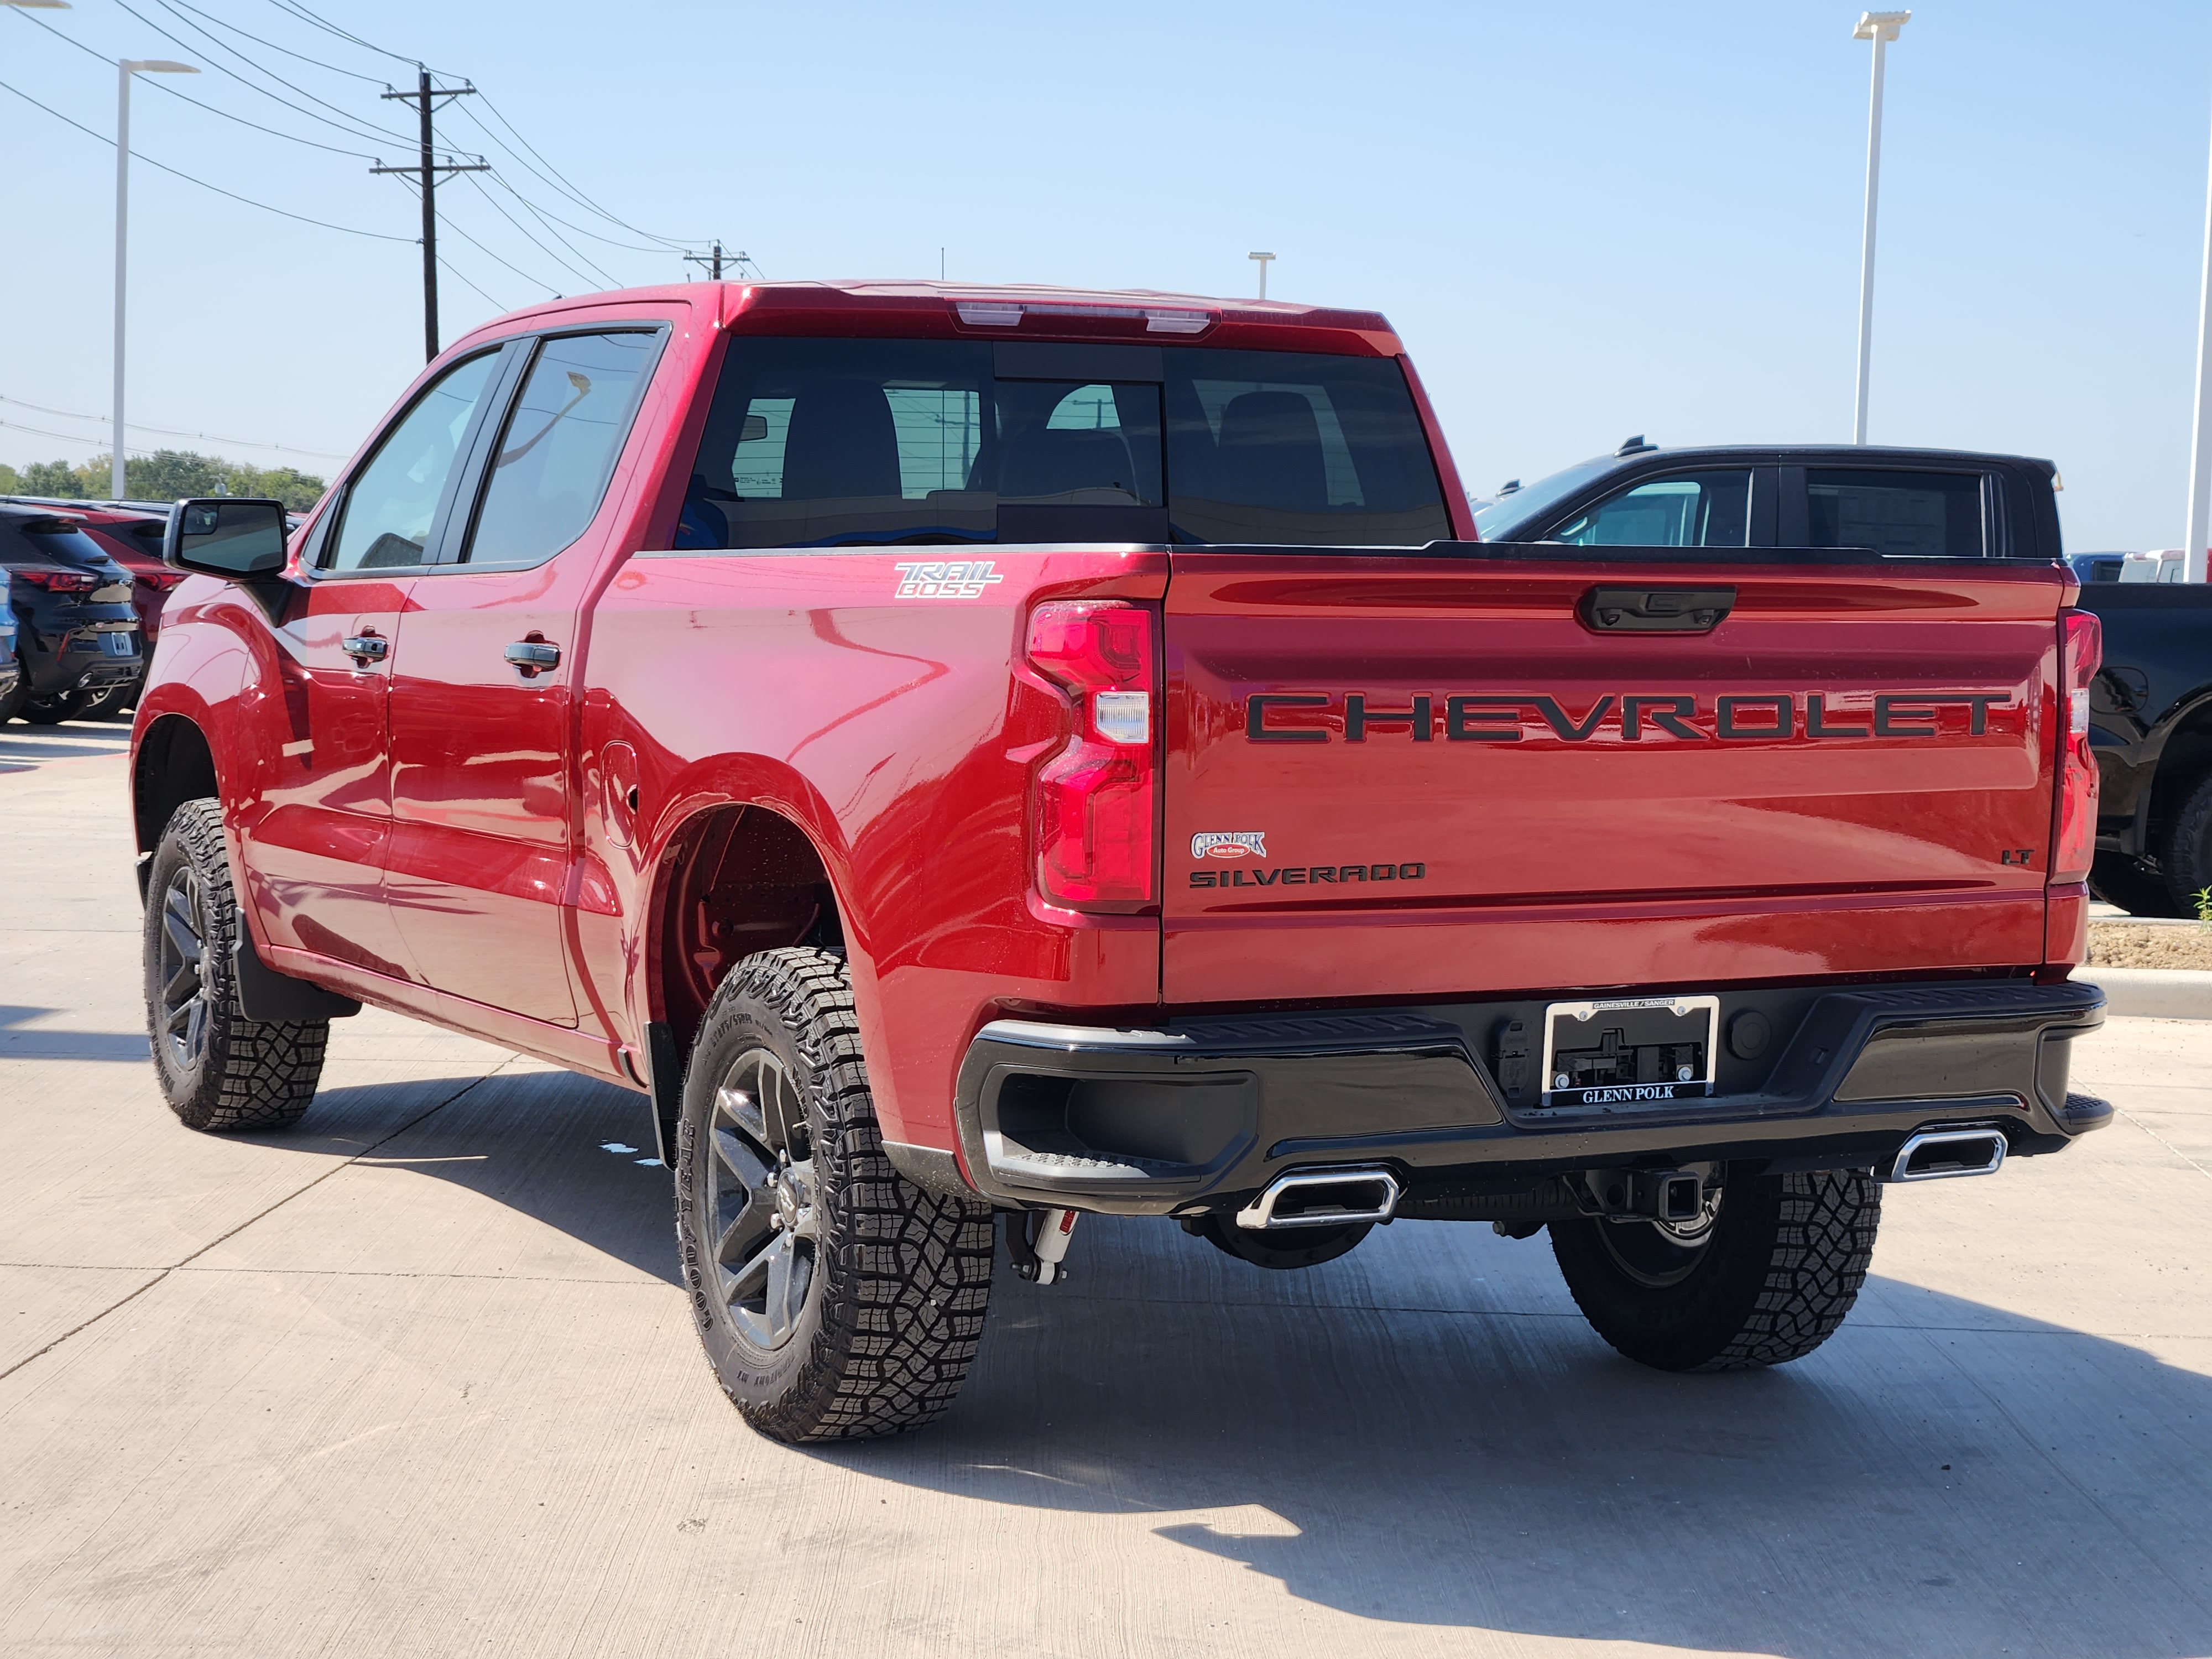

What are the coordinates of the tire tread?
(677, 947, 993, 1442)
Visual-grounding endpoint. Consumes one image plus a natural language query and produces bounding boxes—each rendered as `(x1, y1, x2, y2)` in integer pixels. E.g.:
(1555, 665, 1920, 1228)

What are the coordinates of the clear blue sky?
(2, 0, 2207, 550)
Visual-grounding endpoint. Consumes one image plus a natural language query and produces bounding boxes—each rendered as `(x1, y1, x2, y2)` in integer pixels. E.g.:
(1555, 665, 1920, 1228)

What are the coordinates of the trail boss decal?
(895, 560, 1005, 599)
(1244, 691, 2011, 743)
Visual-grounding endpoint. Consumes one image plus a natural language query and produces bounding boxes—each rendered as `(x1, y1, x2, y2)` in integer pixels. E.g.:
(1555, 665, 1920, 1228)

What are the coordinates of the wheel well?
(654, 804, 842, 1058)
(134, 715, 218, 858)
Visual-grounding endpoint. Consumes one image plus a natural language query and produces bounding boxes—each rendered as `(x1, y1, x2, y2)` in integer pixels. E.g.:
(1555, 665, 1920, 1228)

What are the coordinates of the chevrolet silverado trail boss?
(132, 281, 2108, 1442)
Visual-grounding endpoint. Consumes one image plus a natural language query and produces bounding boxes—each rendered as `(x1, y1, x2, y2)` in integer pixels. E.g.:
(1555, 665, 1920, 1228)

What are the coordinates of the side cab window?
(317, 351, 504, 572)
(453, 328, 666, 569)
(1547, 468, 1775, 547)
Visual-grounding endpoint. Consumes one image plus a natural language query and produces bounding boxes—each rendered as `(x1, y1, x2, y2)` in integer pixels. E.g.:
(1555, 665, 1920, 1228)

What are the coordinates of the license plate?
(1538, 994, 1718, 1108)
(102, 632, 135, 657)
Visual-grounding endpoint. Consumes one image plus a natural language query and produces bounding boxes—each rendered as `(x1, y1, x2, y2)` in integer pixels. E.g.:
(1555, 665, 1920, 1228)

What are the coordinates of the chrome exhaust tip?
(1887, 1128, 2007, 1183)
(1235, 1166, 1401, 1231)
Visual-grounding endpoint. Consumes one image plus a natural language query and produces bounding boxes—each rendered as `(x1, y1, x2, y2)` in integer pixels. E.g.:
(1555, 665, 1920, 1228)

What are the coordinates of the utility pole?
(682, 242, 747, 281)
(1248, 251, 1275, 300)
(1851, 11, 1910, 445)
(372, 70, 485, 362)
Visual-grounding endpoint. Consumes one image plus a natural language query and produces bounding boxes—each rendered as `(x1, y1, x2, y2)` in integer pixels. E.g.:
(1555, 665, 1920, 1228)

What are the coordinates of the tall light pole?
(1851, 11, 1909, 445)
(1248, 251, 1275, 300)
(2185, 96, 2212, 582)
(114, 56, 196, 499)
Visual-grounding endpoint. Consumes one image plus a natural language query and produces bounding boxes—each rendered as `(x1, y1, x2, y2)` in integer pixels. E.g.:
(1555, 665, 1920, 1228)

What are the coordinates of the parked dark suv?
(0, 505, 143, 723)
(1473, 439, 2060, 558)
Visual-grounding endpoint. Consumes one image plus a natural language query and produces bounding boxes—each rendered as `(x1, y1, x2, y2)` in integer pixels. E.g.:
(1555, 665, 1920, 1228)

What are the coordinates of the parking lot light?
(1851, 10, 1910, 445)
(113, 56, 197, 500)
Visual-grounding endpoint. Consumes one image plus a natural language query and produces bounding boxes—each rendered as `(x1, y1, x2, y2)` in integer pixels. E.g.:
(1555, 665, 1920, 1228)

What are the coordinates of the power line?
(9, 6, 373, 159)
(107, 0, 417, 149)
(460, 169, 613, 290)
(263, 0, 436, 72)
(0, 393, 347, 460)
(0, 417, 160, 457)
(387, 169, 562, 301)
(462, 93, 703, 250)
(435, 254, 508, 314)
(0, 74, 413, 242)
(163, 0, 390, 84)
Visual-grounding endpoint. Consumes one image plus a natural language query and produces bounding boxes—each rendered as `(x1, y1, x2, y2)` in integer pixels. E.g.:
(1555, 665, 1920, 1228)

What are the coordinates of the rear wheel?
(0, 680, 23, 723)
(2089, 851, 2187, 918)
(22, 693, 83, 726)
(2161, 773, 2212, 918)
(143, 798, 327, 1131)
(675, 947, 994, 1441)
(1549, 1168, 1879, 1370)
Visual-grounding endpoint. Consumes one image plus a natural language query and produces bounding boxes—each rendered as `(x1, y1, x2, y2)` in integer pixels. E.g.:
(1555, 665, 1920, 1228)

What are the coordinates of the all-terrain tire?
(675, 946, 994, 1442)
(1549, 1168, 1880, 1371)
(143, 797, 327, 1131)
(22, 695, 81, 726)
(2160, 771, 2212, 916)
(2089, 851, 2188, 918)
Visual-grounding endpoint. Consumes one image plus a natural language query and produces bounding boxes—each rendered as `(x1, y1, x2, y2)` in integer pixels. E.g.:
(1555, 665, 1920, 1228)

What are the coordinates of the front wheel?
(143, 798, 328, 1131)
(675, 947, 994, 1442)
(1549, 1168, 1879, 1371)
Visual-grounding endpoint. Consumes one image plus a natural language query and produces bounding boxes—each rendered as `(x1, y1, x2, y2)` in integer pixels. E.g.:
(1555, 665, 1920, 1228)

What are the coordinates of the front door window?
(1550, 470, 1754, 547)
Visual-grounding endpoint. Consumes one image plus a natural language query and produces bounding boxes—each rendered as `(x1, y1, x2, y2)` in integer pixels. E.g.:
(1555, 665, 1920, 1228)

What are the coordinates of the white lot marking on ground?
(600, 1142, 638, 1154)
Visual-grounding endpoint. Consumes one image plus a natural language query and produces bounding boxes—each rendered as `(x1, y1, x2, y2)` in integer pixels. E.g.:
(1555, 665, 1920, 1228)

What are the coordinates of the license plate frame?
(1538, 993, 1720, 1110)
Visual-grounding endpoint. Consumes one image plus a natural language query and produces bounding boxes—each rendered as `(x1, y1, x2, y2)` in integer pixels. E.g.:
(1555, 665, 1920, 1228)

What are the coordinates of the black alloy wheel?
(703, 1045, 821, 1353)
(154, 862, 215, 1072)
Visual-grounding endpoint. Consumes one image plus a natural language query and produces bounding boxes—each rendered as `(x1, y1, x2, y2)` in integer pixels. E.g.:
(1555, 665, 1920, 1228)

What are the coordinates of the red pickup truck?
(132, 280, 2108, 1442)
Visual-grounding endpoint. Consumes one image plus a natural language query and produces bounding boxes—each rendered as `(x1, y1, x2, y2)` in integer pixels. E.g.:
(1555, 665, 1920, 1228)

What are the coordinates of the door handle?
(1579, 587, 1736, 634)
(504, 639, 561, 676)
(342, 633, 389, 664)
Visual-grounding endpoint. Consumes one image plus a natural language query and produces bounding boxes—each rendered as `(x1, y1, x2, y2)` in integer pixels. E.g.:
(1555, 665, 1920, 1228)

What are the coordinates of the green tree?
(12, 458, 92, 498)
(5, 449, 325, 511)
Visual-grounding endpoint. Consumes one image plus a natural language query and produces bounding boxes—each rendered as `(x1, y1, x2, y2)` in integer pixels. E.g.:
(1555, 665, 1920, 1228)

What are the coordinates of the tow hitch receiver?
(1582, 1166, 1708, 1223)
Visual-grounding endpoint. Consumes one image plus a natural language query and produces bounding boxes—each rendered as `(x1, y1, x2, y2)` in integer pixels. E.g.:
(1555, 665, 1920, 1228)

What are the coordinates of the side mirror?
(163, 498, 289, 579)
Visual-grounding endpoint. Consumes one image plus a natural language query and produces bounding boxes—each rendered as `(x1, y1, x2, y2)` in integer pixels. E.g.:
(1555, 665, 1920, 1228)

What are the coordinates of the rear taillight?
(14, 568, 101, 594)
(2052, 608, 2101, 886)
(1025, 601, 1158, 911)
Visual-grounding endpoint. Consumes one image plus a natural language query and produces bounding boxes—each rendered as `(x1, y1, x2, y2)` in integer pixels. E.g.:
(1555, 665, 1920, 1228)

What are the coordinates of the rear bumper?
(914, 978, 2107, 1216)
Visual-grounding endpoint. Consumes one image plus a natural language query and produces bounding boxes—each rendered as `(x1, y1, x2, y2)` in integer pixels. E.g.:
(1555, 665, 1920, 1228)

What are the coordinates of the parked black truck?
(1475, 440, 2202, 916)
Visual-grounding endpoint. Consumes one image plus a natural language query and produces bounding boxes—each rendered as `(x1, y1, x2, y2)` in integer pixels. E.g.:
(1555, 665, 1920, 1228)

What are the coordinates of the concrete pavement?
(3, 718, 2209, 1658)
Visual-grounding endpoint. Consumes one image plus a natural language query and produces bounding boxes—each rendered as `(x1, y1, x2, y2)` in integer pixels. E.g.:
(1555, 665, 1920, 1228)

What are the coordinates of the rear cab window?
(1805, 468, 1986, 558)
(678, 340, 1449, 549)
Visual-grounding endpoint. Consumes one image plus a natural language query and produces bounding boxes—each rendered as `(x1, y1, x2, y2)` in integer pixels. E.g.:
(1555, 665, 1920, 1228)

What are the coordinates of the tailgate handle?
(1580, 586, 1735, 634)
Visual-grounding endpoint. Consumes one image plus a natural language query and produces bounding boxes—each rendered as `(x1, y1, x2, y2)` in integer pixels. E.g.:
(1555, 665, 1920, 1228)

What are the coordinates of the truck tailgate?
(1162, 551, 2066, 1005)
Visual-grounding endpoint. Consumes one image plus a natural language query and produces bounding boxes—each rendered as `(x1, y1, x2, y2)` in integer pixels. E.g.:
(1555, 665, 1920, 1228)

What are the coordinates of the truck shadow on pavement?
(300, 1068, 680, 1286)
(0, 1005, 150, 1062)
(280, 1073, 2210, 1656)
(832, 1214, 2212, 1658)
